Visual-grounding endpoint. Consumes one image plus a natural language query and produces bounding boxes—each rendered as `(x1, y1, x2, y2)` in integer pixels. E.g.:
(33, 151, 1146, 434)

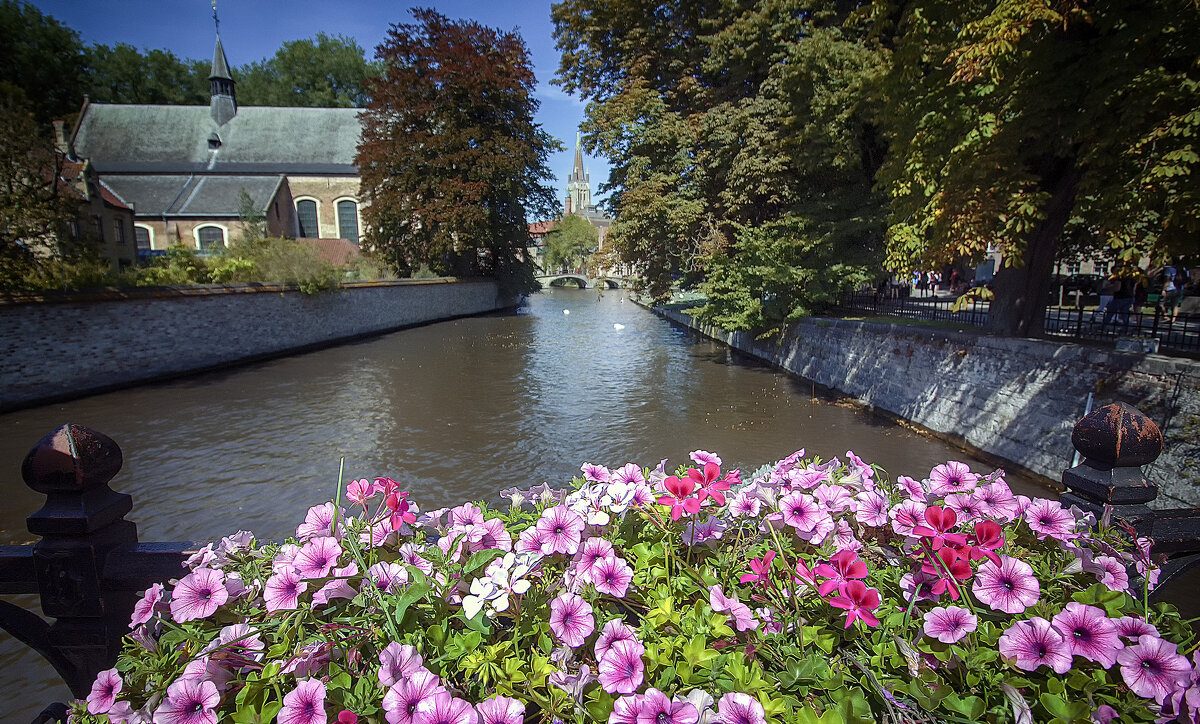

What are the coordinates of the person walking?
(1093, 274, 1120, 323)
(1160, 259, 1187, 324)
(1104, 275, 1137, 331)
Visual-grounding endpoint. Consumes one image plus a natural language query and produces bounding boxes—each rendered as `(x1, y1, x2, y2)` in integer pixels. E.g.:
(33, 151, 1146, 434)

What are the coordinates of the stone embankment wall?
(1, 279, 506, 412)
(656, 305, 1200, 508)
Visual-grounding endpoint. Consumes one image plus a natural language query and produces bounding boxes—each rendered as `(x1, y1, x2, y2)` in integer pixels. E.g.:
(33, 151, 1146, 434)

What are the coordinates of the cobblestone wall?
(0, 279, 504, 412)
(657, 305, 1200, 508)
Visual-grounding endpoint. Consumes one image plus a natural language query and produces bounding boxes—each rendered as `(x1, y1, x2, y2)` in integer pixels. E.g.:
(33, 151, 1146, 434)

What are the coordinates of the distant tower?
(209, 6, 237, 125)
(566, 132, 592, 215)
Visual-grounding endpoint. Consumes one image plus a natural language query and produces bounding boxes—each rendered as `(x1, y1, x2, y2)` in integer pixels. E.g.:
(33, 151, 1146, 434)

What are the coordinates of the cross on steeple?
(212, 0, 220, 36)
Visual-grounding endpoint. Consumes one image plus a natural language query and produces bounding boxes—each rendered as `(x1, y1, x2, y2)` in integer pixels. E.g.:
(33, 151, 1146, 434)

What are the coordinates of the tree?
(0, 87, 82, 291)
(85, 43, 209, 105)
(878, 0, 1200, 336)
(542, 214, 597, 272)
(237, 33, 378, 107)
(0, 0, 87, 124)
(358, 8, 560, 295)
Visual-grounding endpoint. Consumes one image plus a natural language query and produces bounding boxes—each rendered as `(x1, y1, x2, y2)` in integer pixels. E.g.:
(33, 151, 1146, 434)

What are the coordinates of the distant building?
(67, 34, 364, 257)
(562, 132, 611, 247)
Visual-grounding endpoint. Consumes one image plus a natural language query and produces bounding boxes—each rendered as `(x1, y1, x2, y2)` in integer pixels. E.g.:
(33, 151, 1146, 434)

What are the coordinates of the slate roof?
(210, 36, 233, 81)
(72, 103, 363, 174)
(101, 174, 284, 216)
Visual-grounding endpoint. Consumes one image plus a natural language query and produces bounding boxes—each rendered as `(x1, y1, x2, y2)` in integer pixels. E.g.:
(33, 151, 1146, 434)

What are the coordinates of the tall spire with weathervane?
(566, 131, 592, 215)
(209, 1, 237, 126)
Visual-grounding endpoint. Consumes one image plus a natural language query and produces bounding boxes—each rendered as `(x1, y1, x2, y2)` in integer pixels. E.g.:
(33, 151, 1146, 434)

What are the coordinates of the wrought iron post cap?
(21, 424, 123, 495)
(1071, 402, 1162, 467)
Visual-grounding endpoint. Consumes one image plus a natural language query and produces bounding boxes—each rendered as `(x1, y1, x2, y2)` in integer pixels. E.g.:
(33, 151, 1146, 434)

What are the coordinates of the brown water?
(0, 288, 1054, 719)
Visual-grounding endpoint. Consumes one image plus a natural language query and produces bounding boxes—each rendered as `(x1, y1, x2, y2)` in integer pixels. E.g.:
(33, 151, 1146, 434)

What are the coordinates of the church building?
(68, 34, 364, 257)
(563, 132, 611, 247)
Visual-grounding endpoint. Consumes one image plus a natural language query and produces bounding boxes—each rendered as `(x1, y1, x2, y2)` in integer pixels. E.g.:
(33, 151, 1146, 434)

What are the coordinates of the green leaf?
(942, 694, 986, 719)
(462, 548, 504, 576)
(391, 578, 432, 622)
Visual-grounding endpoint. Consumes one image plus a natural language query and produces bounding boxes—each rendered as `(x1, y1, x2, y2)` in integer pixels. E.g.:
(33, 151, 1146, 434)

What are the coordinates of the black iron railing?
(1, 409, 1199, 722)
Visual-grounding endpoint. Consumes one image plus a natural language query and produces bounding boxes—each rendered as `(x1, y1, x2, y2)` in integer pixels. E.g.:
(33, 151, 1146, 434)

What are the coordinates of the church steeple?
(566, 132, 592, 215)
(209, 4, 236, 125)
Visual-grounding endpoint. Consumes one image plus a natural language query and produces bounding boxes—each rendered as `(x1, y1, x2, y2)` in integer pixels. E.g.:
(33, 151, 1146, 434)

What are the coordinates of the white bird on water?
(563, 309, 570, 315)
(613, 323, 625, 330)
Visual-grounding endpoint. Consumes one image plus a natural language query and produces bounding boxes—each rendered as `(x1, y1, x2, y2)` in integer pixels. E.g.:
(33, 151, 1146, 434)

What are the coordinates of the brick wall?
(0, 279, 504, 412)
(656, 306, 1200, 508)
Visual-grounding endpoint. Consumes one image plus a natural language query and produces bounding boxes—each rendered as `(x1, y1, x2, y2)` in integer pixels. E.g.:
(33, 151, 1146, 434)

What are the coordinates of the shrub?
(72, 452, 1197, 724)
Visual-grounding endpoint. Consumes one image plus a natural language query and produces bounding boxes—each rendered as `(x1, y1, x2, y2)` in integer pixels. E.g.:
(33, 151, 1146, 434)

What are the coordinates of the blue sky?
(31, 0, 610, 213)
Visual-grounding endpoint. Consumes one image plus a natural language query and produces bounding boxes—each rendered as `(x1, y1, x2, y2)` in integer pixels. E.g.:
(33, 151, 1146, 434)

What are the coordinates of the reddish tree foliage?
(357, 8, 559, 293)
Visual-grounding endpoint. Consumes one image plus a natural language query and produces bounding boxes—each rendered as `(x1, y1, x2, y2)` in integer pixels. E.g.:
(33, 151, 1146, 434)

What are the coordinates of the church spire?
(566, 132, 592, 215)
(209, 2, 237, 125)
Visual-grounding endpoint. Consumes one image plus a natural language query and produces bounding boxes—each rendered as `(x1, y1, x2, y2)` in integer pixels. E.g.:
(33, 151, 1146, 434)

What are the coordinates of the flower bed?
(73, 450, 1197, 724)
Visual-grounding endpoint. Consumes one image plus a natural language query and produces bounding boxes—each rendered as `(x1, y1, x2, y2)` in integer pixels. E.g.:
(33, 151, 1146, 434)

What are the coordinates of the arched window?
(296, 199, 319, 238)
(196, 225, 226, 251)
(134, 225, 153, 251)
(337, 199, 359, 243)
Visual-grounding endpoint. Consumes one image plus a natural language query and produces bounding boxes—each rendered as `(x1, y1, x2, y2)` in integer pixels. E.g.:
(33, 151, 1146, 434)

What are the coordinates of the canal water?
(0, 287, 1053, 718)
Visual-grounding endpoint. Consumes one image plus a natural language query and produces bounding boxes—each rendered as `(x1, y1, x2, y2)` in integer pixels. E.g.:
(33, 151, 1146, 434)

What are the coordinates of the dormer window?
(208, 133, 222, 150)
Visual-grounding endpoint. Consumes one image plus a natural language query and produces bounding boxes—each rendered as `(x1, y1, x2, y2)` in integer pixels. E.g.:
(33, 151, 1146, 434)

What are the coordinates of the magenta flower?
(716, 693, 766, 724)
(598, 638, 646, 694)
(313, 562, 359, 606)
(973, 481, 1019, 521)
(448, 502, 485, 527)
(828, 580, 882, 628)
(709, 585, 758, 631)
(475, 696, 524, 724)
(1114, 616, 1160, 640)
(87, 668, 122, 715)
(154, 677, 219, 724)
(379, 643, 425, 689)
(966, 520, 1004, 565)
(131, 582, 164, 628)
(296, 502, 343, 541)
(895, 475, 927, 501)
(740, 550, 775, 587)
(636, 689, 699, 724)
(414, 692, 479, 724)
(943, 492, 984, 523)
(383, 670, 447, 724)
(1117, 635, 1193, 703)
(889, 499, 927, 536)
(1023, 498, 1077, 540)
(294, 536, 343, 580)
(280, 679, 327, 724)
(595, 618, 639, 661)
(1051, 602, 1121, 668)
(365, 561, 408, 594)
(582, 462, 612, 482)
(549, 592, 595, 647)
(265, 567, 308, 612)
(611, 695, 646, 724)
(727, 489, 761, 518)
(658, 474, 703, 520)
(853, 491, 890, 527)
(576, 537, 616, 577)
(346, 478, 379, 508)
(911, 506, 967, 550)
(690, 450, 722, 466)
(999, 617, 1073, 674)
(777, 491, 821, 532)
(689, 462, 737, 506)
(814, 550, 868, 597)
(928, 461, 978, 496)
(973, 555, 1040, 614)
(922, 606, 977, 644)
(1088, 556, 1130, 592)
(611, 463, 647, 486)
(170, 568, 228, 623)
(591, 555, 635, 597)
(515, 527, 546, 554)
(535, 506, 586, 555)
(813, 484, 854, 513)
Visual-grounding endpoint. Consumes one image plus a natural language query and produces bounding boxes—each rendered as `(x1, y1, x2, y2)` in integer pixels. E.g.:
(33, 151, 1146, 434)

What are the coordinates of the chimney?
(52, 120, 70, 154)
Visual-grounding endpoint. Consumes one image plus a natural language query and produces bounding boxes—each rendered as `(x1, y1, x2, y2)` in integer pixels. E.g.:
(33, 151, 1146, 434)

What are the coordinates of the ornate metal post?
(22, 425, 140, 698)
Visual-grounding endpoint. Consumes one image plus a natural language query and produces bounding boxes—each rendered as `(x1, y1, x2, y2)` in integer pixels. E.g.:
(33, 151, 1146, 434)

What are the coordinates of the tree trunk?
(986, 156, 1083, 337)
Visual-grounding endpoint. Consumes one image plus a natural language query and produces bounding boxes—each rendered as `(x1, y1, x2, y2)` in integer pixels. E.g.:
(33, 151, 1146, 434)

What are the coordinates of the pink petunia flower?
(727, 488, 761, 518)
(264, 567, 308, 612)
(716, 693, 766, 724)
(854, 491, 890, 527)
(598, 639, 646, 694)
(611, 694, 645, 724)
(1087, 556, 1130, 593)
(922, 606, 977, 644)
(1024, 498, 1077, 540)
(943, 492, 984, 524)
(813, 484, 854, 513)
(170, 568, 228, 623)
(595, 618, 639, 661)
(582, 463, 612, 483)
(895, 475, 927, 501)
(515, 527, 546, 554)
(889, 499, 928, 537)
(690, 450, 723, 467)
(611, 463, 647, 486)
(475, 696, 524, 724)
(448, 502, 485, 527)
(180, 655, 234, 692)
(383, 670, 447, 724)
(131, 582, 164, 628)
(364, 562, 408, 594)
(828, 580, 882, 628)
(549, 592, 595, 647)
(210, 623, 265, 669)
(313, 562, 359, 607)
(296, 502, 344, 541)
(973, 481, 1019, 522)
(928, 461, 978, 496)
(379, 643, 425, 689)
(636, 689, 699, 724)
(709, 585, 758, 631)
(1051, 602, 1121, 668)
(293, 536, 343, 580)
(87, 668, 122, 715)
(1114, 616, 1160, 640)
(1117, 635, 1193, 703)
(999, 617, 1073, 674)
(575, 538, 616, 577)
(154, 677, 220, 724)
(280, 679, 327, 724)
(413, 692, 479, 724)
(777, 491, 822, 532)
(683, 516, 727, 546)
(535, 506, 586, 555)
(973, 555, 1040, 614)
(591, 555, 635, 598)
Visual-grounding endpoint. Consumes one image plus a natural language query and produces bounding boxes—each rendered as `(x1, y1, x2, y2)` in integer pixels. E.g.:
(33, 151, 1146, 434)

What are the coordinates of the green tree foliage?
(0, 0, 87, 124)
(542, 214, 598, 272)
(878, 0, 1200, 335)
(358, 8, 560, 296)
(236, 33, 378, 107)
(85, 43, 209, 104)
(552, 0, 888, 330)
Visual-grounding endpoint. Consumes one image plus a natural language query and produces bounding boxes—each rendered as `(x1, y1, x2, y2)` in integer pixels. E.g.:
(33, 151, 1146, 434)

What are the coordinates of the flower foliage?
(75, 452, 1197, 724)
